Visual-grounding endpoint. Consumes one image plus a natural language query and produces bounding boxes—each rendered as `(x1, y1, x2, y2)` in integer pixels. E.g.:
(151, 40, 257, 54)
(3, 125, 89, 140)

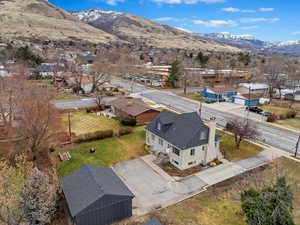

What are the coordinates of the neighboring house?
(285, 91, 300, 101)
(232, 94, 262, 106)
(81, 77, 93, 93)
(61, 165, 134, 225)
(239, 83, 269, 94)
(145, 110, 222, 170)
(142, 217, 162, 225)
(201, 87, 238, 102)
(110, 97, 160, 124)
(32, 63, 65, 78)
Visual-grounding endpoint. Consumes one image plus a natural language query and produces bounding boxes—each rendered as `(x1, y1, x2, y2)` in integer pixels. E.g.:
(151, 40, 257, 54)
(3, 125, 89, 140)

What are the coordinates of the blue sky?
(50, 0, 299, 42)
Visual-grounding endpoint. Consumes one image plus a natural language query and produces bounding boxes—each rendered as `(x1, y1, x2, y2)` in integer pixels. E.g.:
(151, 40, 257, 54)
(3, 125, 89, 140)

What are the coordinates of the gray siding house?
(145, 111, 222, 170)
(61, 165, 134, 225)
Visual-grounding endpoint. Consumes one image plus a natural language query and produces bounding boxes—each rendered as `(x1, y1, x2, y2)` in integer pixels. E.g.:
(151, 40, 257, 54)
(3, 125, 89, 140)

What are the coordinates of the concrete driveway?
(113, 158, 207, 215)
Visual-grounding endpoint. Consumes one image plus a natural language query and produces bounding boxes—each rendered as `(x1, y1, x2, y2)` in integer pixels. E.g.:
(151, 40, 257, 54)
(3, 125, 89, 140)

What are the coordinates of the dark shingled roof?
(146, 111, 221, 150)
(142, 218, 162, 225)
(60, 165, 134, 217)
(33, 63, 65, 73)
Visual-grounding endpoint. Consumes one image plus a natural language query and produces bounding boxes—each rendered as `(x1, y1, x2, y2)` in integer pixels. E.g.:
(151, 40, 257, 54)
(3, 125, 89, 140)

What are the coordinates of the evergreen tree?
(168, 60, 181, 87)
(241, 176, 295, 225)
(15, 46, 43, 67)
(196, 52, 209, 67)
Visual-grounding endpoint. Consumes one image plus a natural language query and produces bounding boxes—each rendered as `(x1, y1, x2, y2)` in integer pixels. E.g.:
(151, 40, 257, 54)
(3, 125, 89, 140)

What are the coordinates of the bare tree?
(22, 168, 57, 225)
(94, 91, 105, 108)
(261, 57, 284, 104)
(90, 72, 111, 93)
(226, 119, 259, 149)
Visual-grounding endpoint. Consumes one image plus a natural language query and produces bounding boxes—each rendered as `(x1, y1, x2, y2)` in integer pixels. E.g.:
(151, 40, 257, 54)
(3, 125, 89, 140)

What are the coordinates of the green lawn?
(179, 93, 204, 103)
(62, 111, 122, 136)
(217, 130, 263, 161)
(116, 157, 300, 225)
(57, 130, 147, 178)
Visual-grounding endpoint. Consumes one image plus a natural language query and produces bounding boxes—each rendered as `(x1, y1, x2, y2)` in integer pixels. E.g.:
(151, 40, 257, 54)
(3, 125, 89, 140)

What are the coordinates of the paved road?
(53, 97, 117, 109)
(54, 76, 299, 154)
(136, 90, 298, 155)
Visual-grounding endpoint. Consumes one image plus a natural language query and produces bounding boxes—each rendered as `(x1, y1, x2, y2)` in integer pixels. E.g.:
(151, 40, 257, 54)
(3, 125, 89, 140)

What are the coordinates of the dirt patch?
(159, 162, 201, 177)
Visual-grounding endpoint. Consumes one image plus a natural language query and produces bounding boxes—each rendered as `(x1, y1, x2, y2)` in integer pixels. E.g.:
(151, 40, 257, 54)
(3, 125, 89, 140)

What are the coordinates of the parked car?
(246, 106, 263, 114)
(205, 99, 216, 104)
(261, 111, 273, 117)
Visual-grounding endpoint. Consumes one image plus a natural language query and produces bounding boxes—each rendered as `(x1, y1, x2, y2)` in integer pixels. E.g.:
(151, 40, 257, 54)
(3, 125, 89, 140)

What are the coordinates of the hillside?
(72, 9, 241, 52)
(0, 0, 119, 44)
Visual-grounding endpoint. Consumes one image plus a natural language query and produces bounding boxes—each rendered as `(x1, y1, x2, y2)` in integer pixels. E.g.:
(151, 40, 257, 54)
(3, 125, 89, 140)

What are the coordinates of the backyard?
(217, 130, 263, 161)
(57, 130, 147, 178)
(62, 111, 122, 136)
(116, 157, 300, 225)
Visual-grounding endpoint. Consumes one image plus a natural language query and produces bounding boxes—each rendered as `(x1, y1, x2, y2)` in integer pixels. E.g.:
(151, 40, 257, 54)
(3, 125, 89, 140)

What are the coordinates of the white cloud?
(241, 26, 259, 30)
(96, 0, 124, 6)
(291, 31, 300, 35)
(155, 17, 178, 22)
(222, 7, 255, 13)
(175, 27, 192, 33)
(259, 8, 274, 12)
(240, 17, 280, 23)
(151, 0, 225, 4)
(193, 19, 237, 27)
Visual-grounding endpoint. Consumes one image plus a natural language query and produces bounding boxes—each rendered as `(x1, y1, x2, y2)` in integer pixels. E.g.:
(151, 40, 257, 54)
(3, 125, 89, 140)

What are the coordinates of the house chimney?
(207, 117, 218, 159)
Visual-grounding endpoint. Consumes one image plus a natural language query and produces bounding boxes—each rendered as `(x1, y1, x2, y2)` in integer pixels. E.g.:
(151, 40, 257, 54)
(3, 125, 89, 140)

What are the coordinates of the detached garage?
(61, 165, 134, 225)
(232, 94, 261, 106)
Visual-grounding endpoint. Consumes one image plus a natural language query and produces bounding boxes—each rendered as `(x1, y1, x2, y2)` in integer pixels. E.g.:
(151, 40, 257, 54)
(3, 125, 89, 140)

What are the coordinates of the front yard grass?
(62, 111, 122, 136)
(261, 105, 291, 116)
(217, 130, 263, 161)
(57, 130, 147, 178)
(179, 93, 204, 103)
(115, 157, 300, 225)
(275, 117, 300, 131)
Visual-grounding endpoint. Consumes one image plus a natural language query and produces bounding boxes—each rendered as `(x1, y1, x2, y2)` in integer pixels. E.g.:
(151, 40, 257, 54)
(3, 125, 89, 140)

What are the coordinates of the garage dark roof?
(143, 218, 162, 225)
(146, 111, 220, 150)
(110, 97, 158, 117)
(60, 165, 134, 217)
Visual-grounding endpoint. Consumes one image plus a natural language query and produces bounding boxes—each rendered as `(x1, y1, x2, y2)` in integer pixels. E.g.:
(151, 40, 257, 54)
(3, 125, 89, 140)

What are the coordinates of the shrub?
(118, 127, 133, 136)
(74, 130, 113, 143)
(266, 114, 277, 122)
(121, 118, 137, 126)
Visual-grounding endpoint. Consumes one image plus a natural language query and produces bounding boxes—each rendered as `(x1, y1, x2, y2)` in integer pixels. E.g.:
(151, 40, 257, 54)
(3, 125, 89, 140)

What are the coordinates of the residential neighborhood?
(1, 1, 300, 225)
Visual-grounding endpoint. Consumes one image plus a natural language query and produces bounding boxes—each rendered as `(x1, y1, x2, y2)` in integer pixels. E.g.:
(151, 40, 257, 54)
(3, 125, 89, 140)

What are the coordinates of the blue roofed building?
(201, 87, 238, 102)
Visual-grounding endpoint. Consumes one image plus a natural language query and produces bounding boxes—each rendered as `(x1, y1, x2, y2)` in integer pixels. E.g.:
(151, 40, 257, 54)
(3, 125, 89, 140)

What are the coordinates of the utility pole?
(294, 134, 300, 158)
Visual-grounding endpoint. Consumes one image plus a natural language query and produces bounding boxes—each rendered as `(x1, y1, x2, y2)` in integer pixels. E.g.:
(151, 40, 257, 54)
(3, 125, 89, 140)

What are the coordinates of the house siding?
(75, 195, 132, 225)
(147, 130, 222, 170)
(201, 88, 237, 101)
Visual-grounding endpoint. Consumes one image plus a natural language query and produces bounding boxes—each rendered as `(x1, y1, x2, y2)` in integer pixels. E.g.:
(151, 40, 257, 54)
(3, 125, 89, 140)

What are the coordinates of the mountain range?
(0, 0, 299, 55)
(195, 32, 300, 55)
(0, 0, 239, 52)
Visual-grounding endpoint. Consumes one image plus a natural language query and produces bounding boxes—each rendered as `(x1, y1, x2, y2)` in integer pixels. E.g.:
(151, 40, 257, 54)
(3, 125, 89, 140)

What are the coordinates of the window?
(172, 159, 179, 165)
(157, 122, 161, 130)
(151, 134, 155, 141)
(188, 161, 196, 166)
(190, 149, 195, 156)
(200, 131, 207, 140)
(172, 147, 180, 156)
(202, 146, 206, 151)
(159, 138, 164, 146)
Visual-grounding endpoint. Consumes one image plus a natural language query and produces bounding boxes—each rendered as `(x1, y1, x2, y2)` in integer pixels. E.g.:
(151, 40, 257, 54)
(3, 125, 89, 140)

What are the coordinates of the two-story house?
(145, 110, 223, 170)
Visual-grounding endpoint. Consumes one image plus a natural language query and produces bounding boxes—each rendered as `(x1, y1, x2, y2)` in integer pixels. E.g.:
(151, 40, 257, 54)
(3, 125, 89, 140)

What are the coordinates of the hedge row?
(74, 127, 134, 143)
(266, 110, 297, 122)
(74, 130, 114, 143)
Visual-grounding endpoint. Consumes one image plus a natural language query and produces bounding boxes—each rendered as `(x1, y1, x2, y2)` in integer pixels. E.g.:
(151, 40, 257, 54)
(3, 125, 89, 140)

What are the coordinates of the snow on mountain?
(72, 9, 123, 22)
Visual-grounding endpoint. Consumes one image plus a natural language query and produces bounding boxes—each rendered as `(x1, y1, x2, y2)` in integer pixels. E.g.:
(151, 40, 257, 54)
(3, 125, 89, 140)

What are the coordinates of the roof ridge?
(86, 165, 105, 196)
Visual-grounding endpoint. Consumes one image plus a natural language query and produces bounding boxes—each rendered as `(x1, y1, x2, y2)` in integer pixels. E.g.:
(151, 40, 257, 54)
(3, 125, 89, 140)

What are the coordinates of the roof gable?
(146, 111, 209, 149)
